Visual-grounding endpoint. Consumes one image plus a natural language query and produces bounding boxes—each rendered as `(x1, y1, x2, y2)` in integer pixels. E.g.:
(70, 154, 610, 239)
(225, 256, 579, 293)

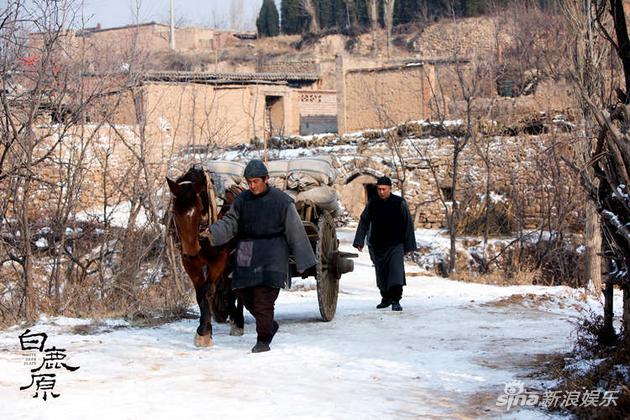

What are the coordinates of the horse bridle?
(175, 170, 222, 260)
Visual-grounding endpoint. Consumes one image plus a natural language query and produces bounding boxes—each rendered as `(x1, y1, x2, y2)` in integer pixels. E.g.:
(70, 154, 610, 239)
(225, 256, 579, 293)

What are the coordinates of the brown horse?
(166, 166, 244, 347)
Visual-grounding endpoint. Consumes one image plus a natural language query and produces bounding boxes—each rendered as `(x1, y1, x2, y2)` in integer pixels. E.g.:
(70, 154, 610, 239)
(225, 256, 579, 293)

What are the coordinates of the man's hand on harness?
(199, 229, 212, 244)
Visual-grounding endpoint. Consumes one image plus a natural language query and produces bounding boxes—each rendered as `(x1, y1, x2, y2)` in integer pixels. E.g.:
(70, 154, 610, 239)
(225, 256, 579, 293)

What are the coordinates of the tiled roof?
(144, 71, 320, 84)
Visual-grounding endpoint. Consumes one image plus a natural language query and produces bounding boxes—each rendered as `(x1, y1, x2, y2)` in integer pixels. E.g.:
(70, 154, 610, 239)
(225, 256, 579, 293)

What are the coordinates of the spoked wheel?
(315, 211, 339, 321)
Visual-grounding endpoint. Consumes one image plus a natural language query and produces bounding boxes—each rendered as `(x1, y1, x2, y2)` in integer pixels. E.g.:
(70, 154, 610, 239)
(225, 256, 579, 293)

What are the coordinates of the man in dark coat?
(205, 159, 316, 353)
(353, 176, 417, 311)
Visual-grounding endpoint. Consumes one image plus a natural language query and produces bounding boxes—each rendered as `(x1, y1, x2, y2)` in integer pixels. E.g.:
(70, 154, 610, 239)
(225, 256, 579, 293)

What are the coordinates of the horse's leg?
(194, 280, 213, 347)
(229, 289, 245, 336)
(185, 262, 213, 347)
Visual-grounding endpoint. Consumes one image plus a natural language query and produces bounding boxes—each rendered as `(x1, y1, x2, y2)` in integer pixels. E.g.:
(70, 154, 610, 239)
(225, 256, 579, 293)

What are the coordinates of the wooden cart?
(293, 199, 357, 321)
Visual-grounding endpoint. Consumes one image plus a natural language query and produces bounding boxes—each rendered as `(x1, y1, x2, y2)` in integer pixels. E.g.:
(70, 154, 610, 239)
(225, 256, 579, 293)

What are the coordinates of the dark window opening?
(365, 183, 377, 201)
(441, 186, 454, 201)
(265, 96, 284, 138)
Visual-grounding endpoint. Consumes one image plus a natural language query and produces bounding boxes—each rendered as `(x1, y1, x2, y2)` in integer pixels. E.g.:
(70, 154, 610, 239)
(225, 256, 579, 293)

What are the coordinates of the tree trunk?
(482, 156, 491, 271)
(449, 147, 460, 275)
(342, 0, 357, 30)
(21, 162, 35, 322)
(610, 0, 630, 96)
(301, 0, 320, 33)
(602, 278, 616, 344)
(383, 0, 396, 58)
(367, 0, 378, 55)
(585, 202, 603, 294)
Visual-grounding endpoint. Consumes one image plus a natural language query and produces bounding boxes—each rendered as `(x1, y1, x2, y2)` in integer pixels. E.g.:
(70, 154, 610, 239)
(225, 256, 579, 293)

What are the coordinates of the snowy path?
(0, 229, 602, 419)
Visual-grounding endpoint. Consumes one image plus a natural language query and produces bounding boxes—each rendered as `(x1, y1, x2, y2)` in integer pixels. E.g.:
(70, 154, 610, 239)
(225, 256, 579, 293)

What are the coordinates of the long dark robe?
(371, 243, 406, 291)
(353, 194, 417, 292)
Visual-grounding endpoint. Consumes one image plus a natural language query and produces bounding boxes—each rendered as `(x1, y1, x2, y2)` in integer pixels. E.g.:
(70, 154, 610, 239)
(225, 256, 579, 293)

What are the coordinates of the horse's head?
(166, 167, 209, 258)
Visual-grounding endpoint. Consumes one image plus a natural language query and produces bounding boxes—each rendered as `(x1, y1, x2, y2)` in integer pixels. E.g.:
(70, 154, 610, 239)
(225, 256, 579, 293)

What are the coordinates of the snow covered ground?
(0, 228, 619, 419)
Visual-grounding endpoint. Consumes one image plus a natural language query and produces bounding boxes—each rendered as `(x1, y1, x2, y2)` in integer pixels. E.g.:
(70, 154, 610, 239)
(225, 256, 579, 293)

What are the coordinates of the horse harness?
(180, 169, 238, 260)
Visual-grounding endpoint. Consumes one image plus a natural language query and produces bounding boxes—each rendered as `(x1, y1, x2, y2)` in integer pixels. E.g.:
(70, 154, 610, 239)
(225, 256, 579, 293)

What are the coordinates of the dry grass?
(456, 269, 539, 286)
(0, 230, 194, 329)
(536, 312, 630, 419)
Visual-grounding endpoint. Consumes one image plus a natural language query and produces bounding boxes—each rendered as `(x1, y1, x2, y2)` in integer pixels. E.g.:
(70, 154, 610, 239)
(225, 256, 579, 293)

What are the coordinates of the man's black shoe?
(391, 301, 403, 311)
(251, 341, 271, 353)
(376, 298, 392, 309)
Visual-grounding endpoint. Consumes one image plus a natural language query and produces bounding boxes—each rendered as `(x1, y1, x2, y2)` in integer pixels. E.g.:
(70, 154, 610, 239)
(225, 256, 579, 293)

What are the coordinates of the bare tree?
(563, 0, 630, 342)
(342, 0, 358, 32)
(301, 0, 320, 33)
(366, 0, 379, 54)
(561, 0, 610, 298)
(0, 0, 138, 320)
(0, 0, 199, 324)
(229, 0, 244, 31)
(404, 6, 500, 274)
(470, 130, 495, 271)
(0, 0, 84, 321)
(383, 0, 396, 58)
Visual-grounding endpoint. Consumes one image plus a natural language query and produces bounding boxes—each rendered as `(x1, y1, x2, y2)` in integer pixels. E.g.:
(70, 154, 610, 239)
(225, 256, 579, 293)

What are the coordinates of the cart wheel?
(316, 211, 339, 321)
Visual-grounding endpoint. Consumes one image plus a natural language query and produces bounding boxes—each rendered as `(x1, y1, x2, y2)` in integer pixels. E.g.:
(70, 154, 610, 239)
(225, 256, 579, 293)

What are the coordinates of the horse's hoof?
(230, 325, 244, 336)
(194, 333, 213, 347)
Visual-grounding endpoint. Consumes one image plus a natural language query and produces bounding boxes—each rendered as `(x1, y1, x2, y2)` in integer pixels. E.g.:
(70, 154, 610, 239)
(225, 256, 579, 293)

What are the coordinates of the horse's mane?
(173, 166, 209, 214)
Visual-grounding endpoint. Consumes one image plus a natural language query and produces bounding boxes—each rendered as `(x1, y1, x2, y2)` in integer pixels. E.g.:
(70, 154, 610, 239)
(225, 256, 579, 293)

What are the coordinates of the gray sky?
(78, 0, 267, 30)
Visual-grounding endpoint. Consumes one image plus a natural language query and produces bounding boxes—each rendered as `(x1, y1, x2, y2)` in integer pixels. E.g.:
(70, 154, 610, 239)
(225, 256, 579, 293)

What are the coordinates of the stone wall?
(253, 125, 584, 232)
(14, 119, 584, 238)
(331, 130, 584, 231)
(7, 124, 146, 222)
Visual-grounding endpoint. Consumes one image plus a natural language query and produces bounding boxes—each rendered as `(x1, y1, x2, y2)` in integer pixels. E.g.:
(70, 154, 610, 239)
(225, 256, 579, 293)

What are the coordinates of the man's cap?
(376, 176, 392, 186)
(244, 159, 269, 179)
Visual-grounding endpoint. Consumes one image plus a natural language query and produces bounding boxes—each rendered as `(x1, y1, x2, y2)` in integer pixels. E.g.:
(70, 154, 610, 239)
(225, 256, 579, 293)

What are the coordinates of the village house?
(29, 22, 236, 55)
(100, 57, 442, 150)
(103, 70, 338, 151)
(19, 18, 580, 232)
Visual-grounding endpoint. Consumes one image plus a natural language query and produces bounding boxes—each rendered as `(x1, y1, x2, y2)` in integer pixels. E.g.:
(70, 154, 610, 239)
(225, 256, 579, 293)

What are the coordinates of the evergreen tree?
(281, 0, 310, 34)
(257, 0, 280, 37)
(317, 0, 334, 28)
(395, 0, 427, 25)
(355, 0, 370, 28)
(333, 0, 350, 30)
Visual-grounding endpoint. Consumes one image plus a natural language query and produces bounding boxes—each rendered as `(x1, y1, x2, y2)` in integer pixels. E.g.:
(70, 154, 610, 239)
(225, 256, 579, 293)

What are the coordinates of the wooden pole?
(170, 0, 176, 50)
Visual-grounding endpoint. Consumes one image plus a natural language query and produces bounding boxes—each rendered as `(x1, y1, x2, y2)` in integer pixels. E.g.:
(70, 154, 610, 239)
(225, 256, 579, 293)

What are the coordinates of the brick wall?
(298, 91, 337, 116)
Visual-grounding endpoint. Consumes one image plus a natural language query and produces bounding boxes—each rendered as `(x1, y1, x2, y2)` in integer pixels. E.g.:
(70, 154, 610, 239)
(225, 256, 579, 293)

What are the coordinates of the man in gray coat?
(353, 176, 417, 311)
(205, 159, 316, 353)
